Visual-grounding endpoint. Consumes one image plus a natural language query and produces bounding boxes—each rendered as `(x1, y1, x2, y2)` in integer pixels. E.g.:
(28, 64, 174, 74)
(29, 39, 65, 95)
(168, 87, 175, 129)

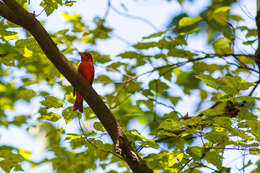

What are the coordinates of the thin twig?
(249, 79, 260, 96)
(103, 0, 111, 21)
(177, 158, 192, 173)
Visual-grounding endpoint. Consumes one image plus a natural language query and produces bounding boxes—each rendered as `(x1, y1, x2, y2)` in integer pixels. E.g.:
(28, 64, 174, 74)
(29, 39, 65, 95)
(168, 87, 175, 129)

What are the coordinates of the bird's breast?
(78, 62, 94, 84)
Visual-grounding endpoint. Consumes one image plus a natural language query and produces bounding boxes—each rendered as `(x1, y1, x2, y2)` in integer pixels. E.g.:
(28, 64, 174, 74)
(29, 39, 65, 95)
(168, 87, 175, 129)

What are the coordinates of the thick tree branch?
(0, 0, 152, 172)
(256, 0, 260, 69)
(0, 1, 23, 26)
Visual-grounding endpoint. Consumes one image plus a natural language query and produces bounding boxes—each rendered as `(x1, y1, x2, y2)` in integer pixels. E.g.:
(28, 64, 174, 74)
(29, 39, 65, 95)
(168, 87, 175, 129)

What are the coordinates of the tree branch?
(0, 1, 23, 26)
(255, 0, 260, 69)
(0, 0, 152, 172)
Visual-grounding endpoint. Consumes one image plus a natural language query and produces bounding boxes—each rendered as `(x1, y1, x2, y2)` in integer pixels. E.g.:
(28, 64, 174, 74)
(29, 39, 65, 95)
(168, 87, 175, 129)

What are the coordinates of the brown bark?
(256, 0, 260, 69)
(0, 0, 153, 172)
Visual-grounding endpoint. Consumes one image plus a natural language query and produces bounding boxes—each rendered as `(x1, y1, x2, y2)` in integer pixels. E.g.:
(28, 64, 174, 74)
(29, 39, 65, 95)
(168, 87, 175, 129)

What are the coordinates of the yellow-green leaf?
(177, 153, 184, 162)
(40, 96, 63, 108)
(4, 34, 18, 41)
(38, 112, 61, 122)
(23, 47, 33, 57)
(213, 6, 231, 25)
(18, 149, 31, 160)
(61, 12, 81, 22)
(93, 122, 105, 132)
(179, 16, 202, 27)
(213, 37, 233, 54)
(168, 153, 176, 167)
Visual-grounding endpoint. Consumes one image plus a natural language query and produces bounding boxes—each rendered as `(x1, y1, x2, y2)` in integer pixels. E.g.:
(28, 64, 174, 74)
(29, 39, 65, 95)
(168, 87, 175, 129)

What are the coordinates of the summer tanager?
(72, 52, 95, 112)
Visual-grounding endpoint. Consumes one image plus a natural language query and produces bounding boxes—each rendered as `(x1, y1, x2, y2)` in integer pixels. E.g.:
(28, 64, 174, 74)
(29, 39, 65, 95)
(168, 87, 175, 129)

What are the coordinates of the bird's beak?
(79, 52, 84, 56)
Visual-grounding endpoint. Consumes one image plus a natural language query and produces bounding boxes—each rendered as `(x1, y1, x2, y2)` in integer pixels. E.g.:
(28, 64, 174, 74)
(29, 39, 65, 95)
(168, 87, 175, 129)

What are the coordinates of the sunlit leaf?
(205, 151, 222, 169)
(3, 34, 18, 41)
(213, 6, 231, 25)
(186, 146, 203, 160)
(168, 152, 176, 167)
(40, 96, 63, 108)
(62, 107, 78, 124)
(133, 42, 157, 49)
(41, 0, 62, 16)
(178, 16, 202, 27)
(93, 122, 105, 132)
(18, 149, 31, 160)
(60, 12, 81, 22)
(23, 47, 33, 57)
(213, 37, 233, 54)
(38, 112, 61, 122)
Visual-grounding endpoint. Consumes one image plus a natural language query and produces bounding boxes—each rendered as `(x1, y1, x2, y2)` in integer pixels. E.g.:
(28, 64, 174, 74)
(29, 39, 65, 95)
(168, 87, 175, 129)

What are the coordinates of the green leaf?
(12, 115, 28, 126)
(23, 47, 33, 57)
(158, 66, 173, 81)
(133, 42, 157, 49)
(168, 96, 181, 106)
(3, 34, 18, 41)
(40, 0, 62, 16)
(18, 149, 31, 160)
(126, 82, 142, 93)
(178, 16, 202, 27)
(220, 75, 255, 95)
(213, 6, 231, 25)
(107, 62, 128, 70)
(237, 108, 257, 120)
(239, 56, 255, 64)
(15, 38, 42, 53)
(179, 26, 200, 35)
(195, 74, 219, 89)
(168, 152, 176, 167)
(149, 79, 169, 94)
(168, 48, 197, 58)
(246, 29, 257, 37)
(176, 72, 200, 94)
(62, 107, 79, 124)
(177, 153, 184, 162)
(249, 148, 260, 155)
(95, 75, 113, 85)
(94, 54, 110, 63)
(213, 37, 233, 54)
(158, 119, 180, 131)
(17, 88, 36, 102)
(142, 31, 166, 39)
(40, 96, 63, 108)
(0, 148, 24, 172)
(230, 14, 243, 21)
(205, 151, 222, 169)
(157, 38, 170, 49)
(60, 12, 81, 22)
(193, 62, 227, 74)
(128, 130, 159, 149)
(237, 96, 260, 102)
(93, 122, 105, 132)
(243, 39, 257, 45)
(204, 131, 228, 144)
(141, 140, 160, 149)
(0, 53, 15, 66)
(38, 112, 61, 122)
(118, 51, 144, 59)
(186, 146, 203, 161)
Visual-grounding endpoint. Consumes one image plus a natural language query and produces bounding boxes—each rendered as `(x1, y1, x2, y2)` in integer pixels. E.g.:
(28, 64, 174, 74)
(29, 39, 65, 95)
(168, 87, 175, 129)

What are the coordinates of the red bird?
(72, 52, 95, 112)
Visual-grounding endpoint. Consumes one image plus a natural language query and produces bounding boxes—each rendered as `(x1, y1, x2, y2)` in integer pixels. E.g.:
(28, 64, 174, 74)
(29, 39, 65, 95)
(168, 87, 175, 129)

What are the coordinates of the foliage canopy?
(0, 0, 259, 172)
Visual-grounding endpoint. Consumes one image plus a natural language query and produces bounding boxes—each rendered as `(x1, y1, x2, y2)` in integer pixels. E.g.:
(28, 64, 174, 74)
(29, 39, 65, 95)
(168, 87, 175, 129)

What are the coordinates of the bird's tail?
(72, 93, 83, 112)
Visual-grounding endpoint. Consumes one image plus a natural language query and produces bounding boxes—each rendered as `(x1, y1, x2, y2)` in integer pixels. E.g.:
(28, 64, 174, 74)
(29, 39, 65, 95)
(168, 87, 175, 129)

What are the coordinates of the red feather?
(72, 52, 94, 112)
